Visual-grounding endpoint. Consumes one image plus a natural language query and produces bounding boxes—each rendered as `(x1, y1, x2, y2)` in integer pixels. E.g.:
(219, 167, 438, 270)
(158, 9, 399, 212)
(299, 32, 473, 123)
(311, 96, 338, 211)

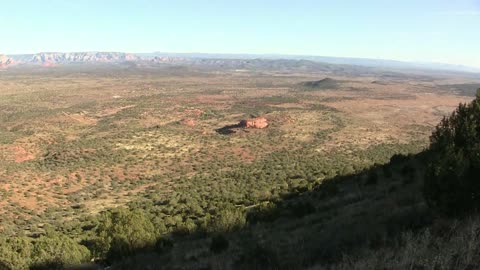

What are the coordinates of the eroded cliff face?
(31, 52, 140, 64)
(0, 54, 15, 69)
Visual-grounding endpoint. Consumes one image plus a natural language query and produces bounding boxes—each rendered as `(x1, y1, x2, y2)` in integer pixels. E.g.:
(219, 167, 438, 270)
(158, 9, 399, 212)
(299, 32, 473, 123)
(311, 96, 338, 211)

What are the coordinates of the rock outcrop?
(0, 54, 15, 69)
(239, 117, 269, 129)
(216, 116, 269, 135)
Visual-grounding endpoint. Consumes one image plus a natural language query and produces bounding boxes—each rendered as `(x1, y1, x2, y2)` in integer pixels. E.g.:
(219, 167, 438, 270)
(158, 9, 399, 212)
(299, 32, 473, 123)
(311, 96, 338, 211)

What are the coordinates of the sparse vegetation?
(0, 64, 478, 269)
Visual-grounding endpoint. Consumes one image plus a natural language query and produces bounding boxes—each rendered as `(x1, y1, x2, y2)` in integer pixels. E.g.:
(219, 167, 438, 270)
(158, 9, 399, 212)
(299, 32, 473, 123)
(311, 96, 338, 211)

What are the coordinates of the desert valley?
(0, 52, 480, 269)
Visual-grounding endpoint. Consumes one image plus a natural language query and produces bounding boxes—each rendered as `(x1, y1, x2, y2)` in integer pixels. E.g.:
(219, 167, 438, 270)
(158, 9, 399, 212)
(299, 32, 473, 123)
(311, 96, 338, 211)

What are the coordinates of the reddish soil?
(182, 118, 196, 127)
(11, 145, 36, 163)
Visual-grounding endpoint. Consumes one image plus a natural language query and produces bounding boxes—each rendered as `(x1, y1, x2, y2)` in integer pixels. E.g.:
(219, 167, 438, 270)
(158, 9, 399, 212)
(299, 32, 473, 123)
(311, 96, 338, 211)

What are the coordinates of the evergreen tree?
(424, 93, 480, 216)
(31, 234, 90, 268)
(95, 208, 157, 261)
(0, 237, 32, 270)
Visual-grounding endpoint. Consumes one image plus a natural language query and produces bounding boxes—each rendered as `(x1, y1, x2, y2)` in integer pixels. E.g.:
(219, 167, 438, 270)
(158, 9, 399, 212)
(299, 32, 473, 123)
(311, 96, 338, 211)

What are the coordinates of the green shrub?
(210, 207, 246, 233)
(424, 95, 480, 216)
(31, 234, 90, 268)
(0, 236, 32, 270)
(95, 208, 157, 261)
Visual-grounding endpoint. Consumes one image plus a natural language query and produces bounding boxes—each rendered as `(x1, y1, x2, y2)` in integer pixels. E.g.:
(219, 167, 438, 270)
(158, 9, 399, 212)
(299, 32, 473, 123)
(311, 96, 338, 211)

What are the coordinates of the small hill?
(300, 78, 340, 89)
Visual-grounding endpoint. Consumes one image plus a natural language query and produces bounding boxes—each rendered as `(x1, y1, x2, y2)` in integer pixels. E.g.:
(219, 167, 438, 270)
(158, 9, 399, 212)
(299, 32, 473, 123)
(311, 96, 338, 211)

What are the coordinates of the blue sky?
(1, 0, 479, 67)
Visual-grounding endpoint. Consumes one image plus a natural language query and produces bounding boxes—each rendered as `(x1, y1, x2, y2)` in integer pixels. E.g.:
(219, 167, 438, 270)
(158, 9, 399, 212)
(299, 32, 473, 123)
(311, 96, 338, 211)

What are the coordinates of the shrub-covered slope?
(2, 90, 480, 269)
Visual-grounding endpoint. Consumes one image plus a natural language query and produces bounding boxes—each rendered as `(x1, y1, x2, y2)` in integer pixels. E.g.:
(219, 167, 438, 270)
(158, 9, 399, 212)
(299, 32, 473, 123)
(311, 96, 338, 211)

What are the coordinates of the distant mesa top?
(31, 52, 140, 64)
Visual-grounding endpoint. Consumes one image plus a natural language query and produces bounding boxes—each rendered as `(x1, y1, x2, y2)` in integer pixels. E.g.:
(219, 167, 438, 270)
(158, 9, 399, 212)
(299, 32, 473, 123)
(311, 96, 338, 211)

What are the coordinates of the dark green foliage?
(209, 207, 246, 233)
(366, 170, 378, 186)
(0, 261, 10, 270)
(30, 260, 64, 270)
(154, 238, 174, 254)
(291, 200, 315, 217)
(382, 165, 393, 178)
(95, 208, 157, 261)
(236, 244, 280, 270)
(424, 96, 480, 216)
(401, 164, 414, 176)
(0, 236, 32, 270)
(246, 202, 282, 224)
(0, 234, 90, 270)
(390, 153, 409, 165)
(210, 234, 229, 254)
(400, 163, 416, 185)
(31, 234, 91, 268)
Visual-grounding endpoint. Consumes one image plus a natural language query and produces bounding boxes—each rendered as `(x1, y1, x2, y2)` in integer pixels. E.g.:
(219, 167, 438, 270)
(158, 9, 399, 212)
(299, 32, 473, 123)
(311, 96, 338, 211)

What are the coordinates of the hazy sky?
(1, 0, 479, 67)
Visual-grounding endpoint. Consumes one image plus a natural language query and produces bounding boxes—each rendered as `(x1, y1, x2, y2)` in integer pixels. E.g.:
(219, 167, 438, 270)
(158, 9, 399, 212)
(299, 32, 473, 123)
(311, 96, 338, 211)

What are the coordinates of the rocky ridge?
(31, 52, 139, 64)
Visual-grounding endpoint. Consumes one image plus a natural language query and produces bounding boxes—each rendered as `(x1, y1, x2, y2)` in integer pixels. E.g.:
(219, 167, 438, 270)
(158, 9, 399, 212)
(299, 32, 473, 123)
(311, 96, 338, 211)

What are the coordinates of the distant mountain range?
(4, 52, 139, 67)
(31, 52, 139, 64)
(148, 52, 480, 73)
(2, 51, 479, 74)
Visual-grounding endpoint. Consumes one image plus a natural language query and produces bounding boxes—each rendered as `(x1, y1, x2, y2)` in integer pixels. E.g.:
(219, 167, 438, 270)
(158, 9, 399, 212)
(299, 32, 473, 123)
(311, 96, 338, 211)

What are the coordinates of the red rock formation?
(31, 52, 140, 64)
(0, 54, 15, 69)
(240, 117, 268, 129)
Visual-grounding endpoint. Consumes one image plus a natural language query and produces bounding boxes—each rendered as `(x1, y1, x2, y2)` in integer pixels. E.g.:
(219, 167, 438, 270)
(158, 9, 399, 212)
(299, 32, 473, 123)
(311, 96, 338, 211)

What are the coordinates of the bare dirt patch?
(96, 105, 136, 117)
(62, 111, 98, 125)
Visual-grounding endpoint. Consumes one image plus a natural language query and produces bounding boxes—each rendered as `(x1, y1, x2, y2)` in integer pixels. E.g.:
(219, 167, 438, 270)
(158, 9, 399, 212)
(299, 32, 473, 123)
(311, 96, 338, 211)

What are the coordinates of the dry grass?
(312, 216, 480, 270)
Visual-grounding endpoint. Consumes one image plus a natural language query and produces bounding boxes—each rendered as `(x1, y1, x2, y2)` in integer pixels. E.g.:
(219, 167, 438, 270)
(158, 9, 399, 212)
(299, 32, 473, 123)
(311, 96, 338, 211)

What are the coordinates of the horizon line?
(4, 50, 480, 71)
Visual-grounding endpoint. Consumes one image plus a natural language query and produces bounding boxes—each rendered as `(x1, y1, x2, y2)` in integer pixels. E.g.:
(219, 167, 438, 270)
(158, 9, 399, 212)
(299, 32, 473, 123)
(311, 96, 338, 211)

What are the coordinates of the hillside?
(102, 92, 480, 269)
